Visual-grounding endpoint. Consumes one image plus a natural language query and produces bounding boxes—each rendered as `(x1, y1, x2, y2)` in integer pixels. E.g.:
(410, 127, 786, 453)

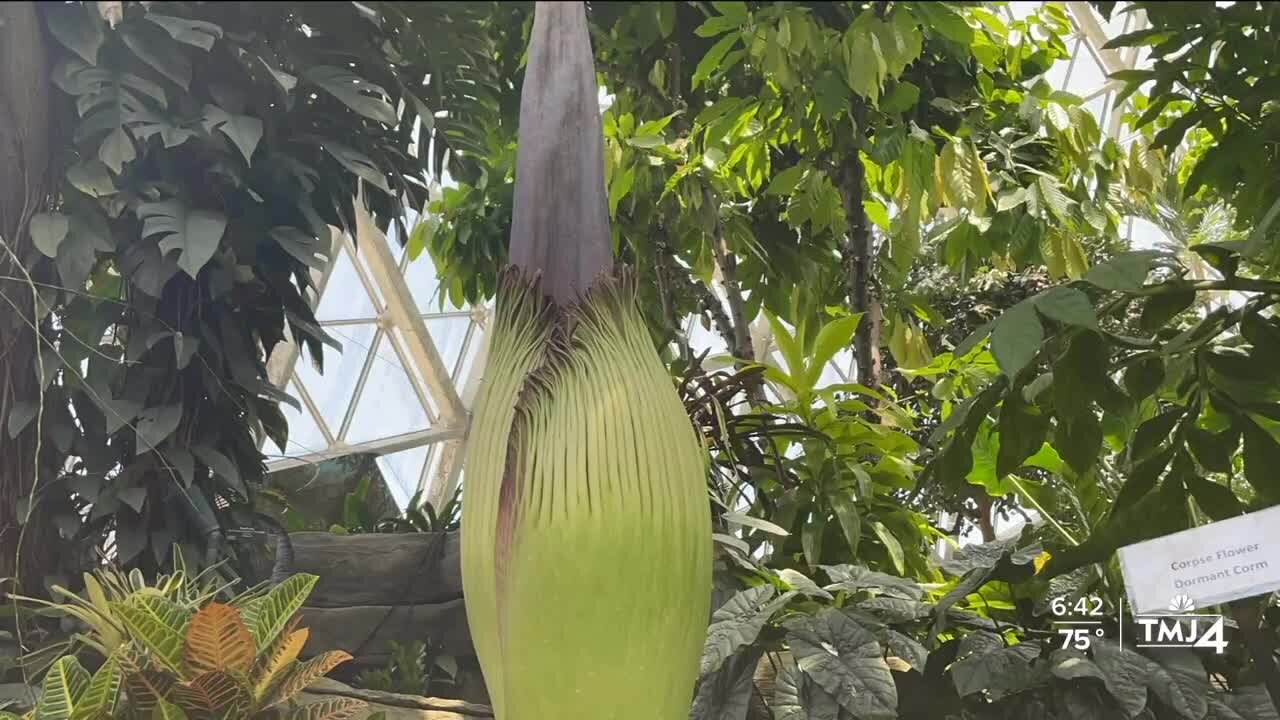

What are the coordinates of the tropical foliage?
(10, 573, 359, 720)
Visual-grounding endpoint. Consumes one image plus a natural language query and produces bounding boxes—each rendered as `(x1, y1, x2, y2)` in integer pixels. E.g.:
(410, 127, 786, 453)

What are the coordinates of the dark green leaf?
(1083, 251, 1163, 292)
(46, 2, 104, 65)
(31, 213, 69, 258)
(830, 495, 861, 557)
(270, 227, 328, 269)
(1241, 418, 1280, 502)
(990, 300, 1043, 377)
(135, 404, 183, 454)
(772, 658, 840, 720)
(950, 643, 1039, 700)
(304, 66, 397, 125)
(819, 565, 923, 600)
(1123, 356, 1165, 400)
(996, 381, 1050, 478)
(1130, 408, 1184, 463)
(1033, 286, 1097, 329)
(802, 511, 827, 568)
(121, 22, 192, 89)
(700, 585, 792, 677)
(1187, 476, 1244, 521)
(202, 105, 263, 164)
(785, 609, 897, 719)
(144, 14, 222, 51)
(692, 34, 741, 89)
(1056, 413, 1103, 474)
(1187, 426, 1238, 474)
(1140, 288, 1197, 332)
(1114, 445, 1175, 511)
(138, 201, 227, 278)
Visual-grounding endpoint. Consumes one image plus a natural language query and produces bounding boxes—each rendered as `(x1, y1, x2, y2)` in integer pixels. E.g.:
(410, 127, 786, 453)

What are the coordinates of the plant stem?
(1007, 475, 1078, 546)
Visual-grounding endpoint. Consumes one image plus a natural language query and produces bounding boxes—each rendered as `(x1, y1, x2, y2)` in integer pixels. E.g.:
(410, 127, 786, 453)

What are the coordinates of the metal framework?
(266, 1, 1155, 510)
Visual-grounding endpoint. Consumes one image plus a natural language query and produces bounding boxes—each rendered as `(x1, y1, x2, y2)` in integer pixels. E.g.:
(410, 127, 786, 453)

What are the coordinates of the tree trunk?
(705, 189, 754, 364)
(838, 149, 883, 389)
(0, 1, 63, 594)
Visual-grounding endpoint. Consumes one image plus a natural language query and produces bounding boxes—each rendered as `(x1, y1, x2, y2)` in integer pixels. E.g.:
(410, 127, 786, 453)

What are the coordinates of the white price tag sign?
(1117, 503, 1280, 615)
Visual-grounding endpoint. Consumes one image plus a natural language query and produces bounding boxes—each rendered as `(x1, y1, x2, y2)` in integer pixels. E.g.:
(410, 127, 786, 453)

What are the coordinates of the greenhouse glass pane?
(425, 316, 471, 377)
(316, 248, 378, 322)
(275, 381, 328, 459)
(294, 322, 377, 430)
(377, 444, 430, 509)
(345, 336, 432, 443)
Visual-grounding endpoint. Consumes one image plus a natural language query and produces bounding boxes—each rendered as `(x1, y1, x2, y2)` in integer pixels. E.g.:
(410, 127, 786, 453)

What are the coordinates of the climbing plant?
(0, 0, 442, 584)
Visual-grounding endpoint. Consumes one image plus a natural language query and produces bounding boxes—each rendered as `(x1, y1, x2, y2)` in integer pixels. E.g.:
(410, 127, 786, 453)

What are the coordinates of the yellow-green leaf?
(149, 699, 186, 720)
(112, 596, 191, 674)
(258, 652, 352, 710)
(253, 625, 309, 702)
(241, 574, 317, 652)
(36, 657, 90, 720)
(68, 656, 121, 720)
(288, 699, 367, 720)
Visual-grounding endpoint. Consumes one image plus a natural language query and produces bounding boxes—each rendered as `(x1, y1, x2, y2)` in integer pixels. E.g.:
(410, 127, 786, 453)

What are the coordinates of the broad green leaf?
(270, 227, 328, 269)
(202, 105, 263, 164)
(772, 658, 841, 720)
(69, 656, 121, 720)
(720, 512, 788, 536)
(1123, 356, 1165, 400)
(112, 596, 191, 674)
(31, 213, 69, 258)
(911, 3, 973, 45)
(138, 200, 227, 278)
(144, 14, 223, 51)
(1033, 286, 1097, 329)
(996, 383, 1049, 478)
(843, 20, 884, 104)
(304, 66, 397, 125)
(1139, 288, 1197, 332)
(692, 34, 740, 89)
(121, 23, 192, 89)
(951, 643, 1039, 699)
(700, 586, 792, 677)
(1186, 426, 1238, 474)
(67, 160, 116, 197)
(1036, 176, 1072, 222)
(1057, 414, 1103, 474)
(777, 569, 833, 601)
(1241, 419, 1280, 502)
(785, 609, 897, 718)
(46, 2, 104, 65)
(989, 300, 1042, 377)
(820, 564, 922, 600)
(1084, 251, 1162, 292)
(871, 521, 905, 575)
(608, 166, 635, 217)
(318, 140, 391, 193)
(803, 315, 862, 390)
(830, 494, 861, 558)
(134, 403, 183, 454)
(242, 573, 318, 651)
(765, 311, 804, 381)
(36, 656, 90, 720)
(98, 128, 136, 174)
(802, 511, 827, 569)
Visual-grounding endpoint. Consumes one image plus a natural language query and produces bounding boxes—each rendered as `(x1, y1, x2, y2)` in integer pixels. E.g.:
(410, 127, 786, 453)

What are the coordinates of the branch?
(1129, 277, 1280, 296)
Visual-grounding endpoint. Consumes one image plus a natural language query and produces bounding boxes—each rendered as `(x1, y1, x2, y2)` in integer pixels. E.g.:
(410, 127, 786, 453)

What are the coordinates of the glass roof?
(266, 1, 1158, 510)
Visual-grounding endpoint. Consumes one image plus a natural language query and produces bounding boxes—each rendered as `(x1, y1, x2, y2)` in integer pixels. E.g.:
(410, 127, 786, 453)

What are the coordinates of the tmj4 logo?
(1133, 595, 1228, 654)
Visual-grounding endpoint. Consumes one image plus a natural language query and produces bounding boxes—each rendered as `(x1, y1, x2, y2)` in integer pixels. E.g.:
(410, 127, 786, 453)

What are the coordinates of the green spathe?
(462, 273, 712, 720)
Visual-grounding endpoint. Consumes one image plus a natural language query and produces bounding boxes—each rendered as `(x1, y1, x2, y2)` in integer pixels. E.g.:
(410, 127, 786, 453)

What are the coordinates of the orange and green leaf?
(287, 699, 367, 720)
(257, 651, 351, 710)
(253, 625, 309, 702)
(184, 603, 255, 676)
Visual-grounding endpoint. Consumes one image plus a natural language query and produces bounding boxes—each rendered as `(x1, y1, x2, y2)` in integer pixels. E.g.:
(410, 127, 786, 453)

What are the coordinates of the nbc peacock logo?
(1130, 594, 1227, 653)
